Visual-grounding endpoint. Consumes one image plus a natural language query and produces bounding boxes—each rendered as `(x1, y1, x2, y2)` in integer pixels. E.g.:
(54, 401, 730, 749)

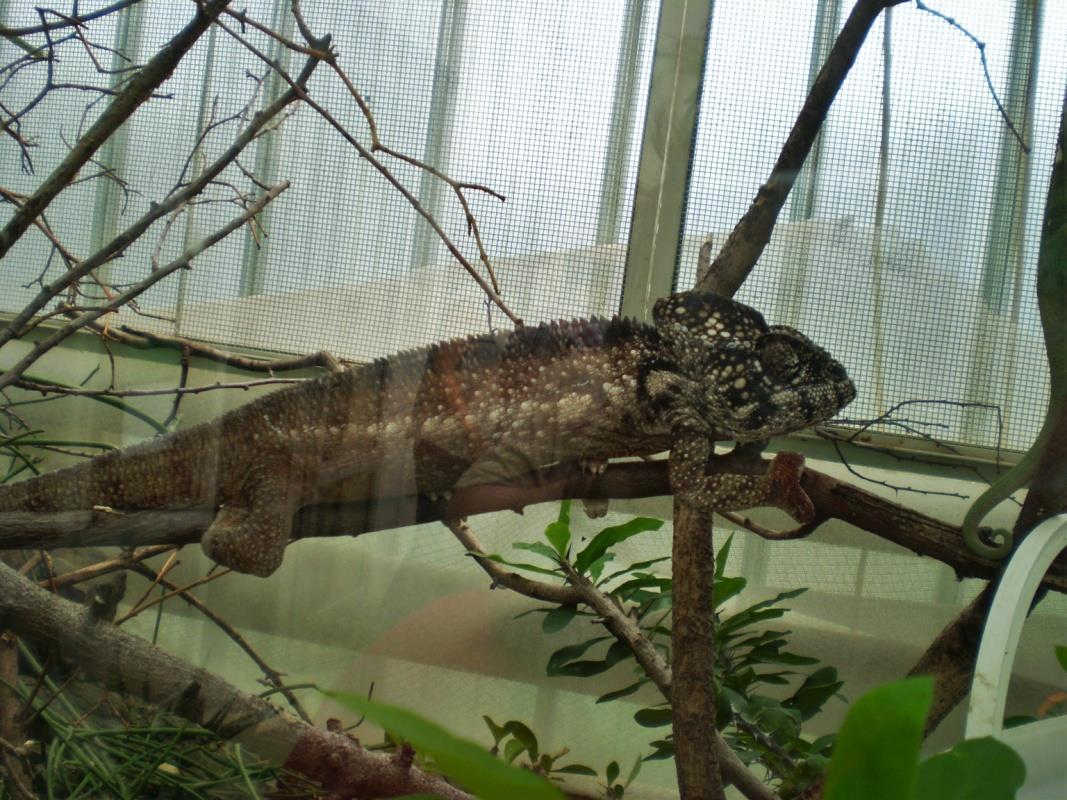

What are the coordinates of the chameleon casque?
(0, 292, 855, 577)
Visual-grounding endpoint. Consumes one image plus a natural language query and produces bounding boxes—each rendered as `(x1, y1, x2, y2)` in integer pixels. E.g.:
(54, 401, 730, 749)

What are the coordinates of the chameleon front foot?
(669, 430, 815, 522)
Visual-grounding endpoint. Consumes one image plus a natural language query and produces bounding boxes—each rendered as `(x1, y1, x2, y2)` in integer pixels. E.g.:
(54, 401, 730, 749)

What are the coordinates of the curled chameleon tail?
(959, 444, 1042, 560)
(961, 110, 1067, 560)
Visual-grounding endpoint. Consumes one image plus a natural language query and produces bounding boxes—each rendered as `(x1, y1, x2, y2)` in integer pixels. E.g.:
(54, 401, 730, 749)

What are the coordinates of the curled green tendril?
(960, 452, 1037, 560)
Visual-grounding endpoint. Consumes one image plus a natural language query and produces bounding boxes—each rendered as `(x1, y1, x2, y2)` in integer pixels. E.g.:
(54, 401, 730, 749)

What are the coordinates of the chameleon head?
(698, 325, 855, 441)
(650, 291, 854, 442)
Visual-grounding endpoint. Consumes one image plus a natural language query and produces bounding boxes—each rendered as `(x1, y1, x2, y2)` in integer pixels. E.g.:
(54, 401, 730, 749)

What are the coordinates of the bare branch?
(915, 0, 1030, 153)
(0, 181, 290, 391)
(0, 0, 231, 259)
(126, 561, 313, 724)
(15, 375, 308, 399)
(215, 11, 521, 324)
(0, 0, 145, 38)
(0, 44, 323, 358)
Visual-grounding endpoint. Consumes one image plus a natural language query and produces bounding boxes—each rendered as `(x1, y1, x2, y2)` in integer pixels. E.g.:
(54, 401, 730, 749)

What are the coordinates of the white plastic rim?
(964, 513, 1067, 740)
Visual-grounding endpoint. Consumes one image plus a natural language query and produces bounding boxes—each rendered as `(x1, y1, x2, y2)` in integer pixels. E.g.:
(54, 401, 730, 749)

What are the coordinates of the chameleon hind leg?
(201, 460, 299, 577)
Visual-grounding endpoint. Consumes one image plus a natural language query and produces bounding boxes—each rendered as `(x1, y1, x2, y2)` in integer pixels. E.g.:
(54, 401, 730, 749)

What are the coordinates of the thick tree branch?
(0, 560, 473, 800)
(907, 585, 995, 736)
(2, 457, 1064, 593)
(670, 500, 724, 800)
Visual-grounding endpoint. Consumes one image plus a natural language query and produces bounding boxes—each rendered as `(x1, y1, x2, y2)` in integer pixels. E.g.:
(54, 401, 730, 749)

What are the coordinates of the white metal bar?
(965, 512, 1067, 740)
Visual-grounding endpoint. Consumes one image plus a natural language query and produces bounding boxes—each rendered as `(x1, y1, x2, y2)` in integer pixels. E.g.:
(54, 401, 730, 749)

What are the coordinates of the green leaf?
(643, 739, 675, 761)
(1056, 644, 1067, 673)
(557, 500, 571, 527)
(323, 691, 563, 800)
(538, 753, 555, 774)
(546, 637, 610, 675)
(640, 593, 673, 617)
(605, 760, 620, 785)
(597, 680, 646, 704)
(810, 734, 836, 755)
(720, 686, 752, 716)
(514, 541, 563, 563)
(483, 715, 506, 747)
(587, 552, 615, 583)
(544, 521, 571, 558)
(1003, 715, 1038, 729)
(785, 667, 844, 720)
(550, 640, 632, 678)
(914, 737, 1025, 800)
(502, 721, 538, 760)
(715, 533, 735, 579)
(823, 678, 933, 800)
(553, 764, 597, 777)
(623, 755, 642, 787)
(713, 575, 747, 607)
(503, 737, 525, 765)
(750, 648, 819, 666)
(574, 518, 663, 574)
(602, 556, 672, 583)
(718, 607, 787, 637)
(475, 553, 562, 577)
(542, 605, 578, 634)
(612, 576, 672, 597)
(634, 707, 673, 728)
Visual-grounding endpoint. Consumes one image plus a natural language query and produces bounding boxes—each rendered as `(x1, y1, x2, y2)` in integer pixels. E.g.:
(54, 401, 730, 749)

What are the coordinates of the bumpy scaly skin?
(0, 292, 855, 576)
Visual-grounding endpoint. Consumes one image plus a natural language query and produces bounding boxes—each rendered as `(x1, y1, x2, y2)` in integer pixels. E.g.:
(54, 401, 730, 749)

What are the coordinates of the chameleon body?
(0, 292, 855, 576)
(960, 116, 1067, 559)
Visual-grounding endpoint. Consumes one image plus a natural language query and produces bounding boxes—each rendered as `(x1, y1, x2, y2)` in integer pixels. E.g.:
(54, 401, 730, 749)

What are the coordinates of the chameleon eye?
(759, 335, 801, 379)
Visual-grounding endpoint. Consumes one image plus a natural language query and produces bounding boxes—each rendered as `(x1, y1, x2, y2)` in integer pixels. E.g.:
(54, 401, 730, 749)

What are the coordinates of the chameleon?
(0, 291, 855, 577)
(960, 116, 1067, 559)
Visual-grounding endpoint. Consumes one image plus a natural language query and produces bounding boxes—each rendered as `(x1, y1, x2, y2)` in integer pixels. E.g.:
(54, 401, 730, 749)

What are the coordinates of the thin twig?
(0, 45, 322, 360)
(15, 375, 308, 398)
(215, 13, 521, 324)
(0, 181, 290, 392)
(0, 0, 232, 259)
(0, 0, 144, 37)
(128, 562, 313, 724)
(915, 0, 1030, 153)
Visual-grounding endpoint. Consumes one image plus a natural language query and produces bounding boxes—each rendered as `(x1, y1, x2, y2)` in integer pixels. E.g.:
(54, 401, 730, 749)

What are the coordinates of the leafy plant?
(488, 502, 843, 798)
(481, 716, 641, 796)
(824, 677, 1026, 800)
(325, 691, 564, 800)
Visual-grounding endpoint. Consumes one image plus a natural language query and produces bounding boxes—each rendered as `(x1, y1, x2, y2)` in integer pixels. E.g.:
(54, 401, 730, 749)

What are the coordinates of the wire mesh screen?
(678, 0, 1067, 453)
(0, 0, 656, 361)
